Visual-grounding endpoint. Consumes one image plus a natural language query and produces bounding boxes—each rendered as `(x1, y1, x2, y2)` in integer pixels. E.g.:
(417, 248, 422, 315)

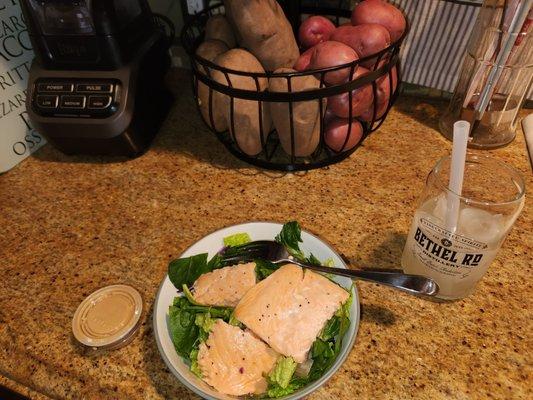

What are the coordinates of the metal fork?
(221, 240, 439, 296)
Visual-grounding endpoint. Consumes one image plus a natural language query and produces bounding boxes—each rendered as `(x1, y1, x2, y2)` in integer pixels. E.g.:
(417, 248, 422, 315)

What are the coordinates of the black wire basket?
(181, 1, 406, 171)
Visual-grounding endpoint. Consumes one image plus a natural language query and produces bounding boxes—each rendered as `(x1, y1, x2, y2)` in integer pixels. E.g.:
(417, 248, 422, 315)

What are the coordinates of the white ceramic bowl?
(153, 222, 360, 400)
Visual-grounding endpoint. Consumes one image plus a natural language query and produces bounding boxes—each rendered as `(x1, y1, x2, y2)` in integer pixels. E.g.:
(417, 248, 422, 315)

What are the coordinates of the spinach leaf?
(275, 221, 305, 260)
(168, 297, 200, 358)
(167, 296, 234, 361)
(306, 253, 322, 266)
(255, 259, 280, 280)
(207, 253, 223, 270)
(168, 253, 209, 289)
(335, 288, 353, 347)
(275, 221, 324, 266)
(307, 289, 353, 381)
(168, 252, 224, 290)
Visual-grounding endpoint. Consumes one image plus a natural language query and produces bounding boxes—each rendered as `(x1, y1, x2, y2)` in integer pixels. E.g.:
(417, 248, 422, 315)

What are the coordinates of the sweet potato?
(324, 117, 364, 152)
(195, 40, 230, 132)
(268, 68, 322, 157)
(308, 41, 358, 85)
(329, 24, 391, 68)
(351, 0, 406, 42)
(211, 49, 272, 156)
(359, 65, 398, 121)
(327, 67, 374, 118)
(223, 0, 300, 71)
(205, 14, 237, 48)
(298, 16, 336, 48)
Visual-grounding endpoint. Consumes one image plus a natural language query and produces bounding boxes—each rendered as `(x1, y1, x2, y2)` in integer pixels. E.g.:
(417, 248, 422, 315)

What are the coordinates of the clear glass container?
(401, 154, 525, 300)
(440, 2, 533, 148)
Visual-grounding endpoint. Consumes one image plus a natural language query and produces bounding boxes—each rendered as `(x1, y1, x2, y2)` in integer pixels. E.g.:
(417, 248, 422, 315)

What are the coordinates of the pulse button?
(76, 83, 113, 93)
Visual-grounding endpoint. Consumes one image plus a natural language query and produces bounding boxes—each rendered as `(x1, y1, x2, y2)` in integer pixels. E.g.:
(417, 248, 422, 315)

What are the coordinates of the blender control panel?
(32, 79, 120, 118)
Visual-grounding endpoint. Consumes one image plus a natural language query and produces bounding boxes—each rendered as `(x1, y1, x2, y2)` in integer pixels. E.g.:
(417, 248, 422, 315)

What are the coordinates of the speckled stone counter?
(1, 69, 531, 400)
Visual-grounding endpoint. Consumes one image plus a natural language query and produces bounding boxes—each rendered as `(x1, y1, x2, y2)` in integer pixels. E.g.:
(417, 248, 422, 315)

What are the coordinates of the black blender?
(20, 0, 174, 156)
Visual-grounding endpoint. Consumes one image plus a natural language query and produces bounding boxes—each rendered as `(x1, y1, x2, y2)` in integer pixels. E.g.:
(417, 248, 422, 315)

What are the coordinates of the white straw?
(445, 120, 470, 232)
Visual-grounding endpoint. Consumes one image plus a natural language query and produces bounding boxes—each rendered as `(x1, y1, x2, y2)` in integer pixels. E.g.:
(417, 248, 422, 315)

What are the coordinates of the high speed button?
(87, 95, 112, 109)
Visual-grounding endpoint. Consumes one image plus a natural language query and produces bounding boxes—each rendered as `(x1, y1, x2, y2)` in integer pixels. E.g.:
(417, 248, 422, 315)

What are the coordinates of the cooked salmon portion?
(192, 262, 256, 307)
(234, 263, 350, 363)
(197, 319, 279, 396)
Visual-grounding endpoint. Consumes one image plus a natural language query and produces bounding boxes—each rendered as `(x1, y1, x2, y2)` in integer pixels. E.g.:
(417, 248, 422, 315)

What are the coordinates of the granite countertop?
(0, 69, 531, 400)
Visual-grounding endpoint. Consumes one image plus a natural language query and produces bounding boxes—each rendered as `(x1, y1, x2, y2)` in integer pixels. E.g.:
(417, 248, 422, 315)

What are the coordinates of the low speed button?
(36, 95, 58, 108)
(61, 95, 86, 109)
(87, 95, 112, 109)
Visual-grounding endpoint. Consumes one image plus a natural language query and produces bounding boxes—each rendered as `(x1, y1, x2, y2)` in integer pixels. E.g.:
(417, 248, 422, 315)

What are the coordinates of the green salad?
(167, 222, 352, 398)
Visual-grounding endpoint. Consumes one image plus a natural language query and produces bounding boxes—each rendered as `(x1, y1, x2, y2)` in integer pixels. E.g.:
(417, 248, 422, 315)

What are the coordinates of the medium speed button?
(61, 95, 86, 109)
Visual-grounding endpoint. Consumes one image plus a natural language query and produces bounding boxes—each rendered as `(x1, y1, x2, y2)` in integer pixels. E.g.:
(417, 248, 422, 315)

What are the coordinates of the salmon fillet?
(234, 263, 350, 363)
(192, 262, 256, 307)
(197, 319, 279, 396)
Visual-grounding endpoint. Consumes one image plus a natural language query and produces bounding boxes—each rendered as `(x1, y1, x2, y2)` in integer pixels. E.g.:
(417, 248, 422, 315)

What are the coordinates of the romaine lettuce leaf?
(266, 377, 307, 398)
(268, 357, 298, 389)
(189, 348, 202, 378)
(223, 232, 251, 247)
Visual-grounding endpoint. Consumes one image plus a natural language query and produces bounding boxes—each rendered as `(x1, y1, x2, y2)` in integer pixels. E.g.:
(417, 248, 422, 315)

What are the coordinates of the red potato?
(351, 0, 406, 42)
(324, 117, 364, 152)
(359, 66, 398, 121)
(323, 107, 337, 125)
(298, 16, 336, 49)
(330, 24, 391, 68)
(294, 47, 315, 71)
(327, 67, 374, 118)
(339, 21, 352, 27)
(308, 41, 358, 85)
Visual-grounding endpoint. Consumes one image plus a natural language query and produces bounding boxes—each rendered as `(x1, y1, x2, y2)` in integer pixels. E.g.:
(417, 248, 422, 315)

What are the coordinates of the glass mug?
(440, 3, 533, 149)
(402, 154, 525, 300)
